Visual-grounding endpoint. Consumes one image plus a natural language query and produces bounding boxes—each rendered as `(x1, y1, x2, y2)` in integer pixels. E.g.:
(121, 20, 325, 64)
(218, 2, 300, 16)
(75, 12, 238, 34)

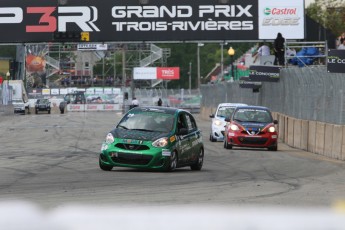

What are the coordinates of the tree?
(306, 0, 345, 36)
(0, 46, 16, 58)
(160, 42, 254, 89)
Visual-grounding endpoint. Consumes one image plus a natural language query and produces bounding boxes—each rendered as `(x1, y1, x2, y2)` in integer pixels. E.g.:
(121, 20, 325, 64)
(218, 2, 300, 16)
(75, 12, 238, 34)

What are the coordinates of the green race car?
(99, 106, 204, 172)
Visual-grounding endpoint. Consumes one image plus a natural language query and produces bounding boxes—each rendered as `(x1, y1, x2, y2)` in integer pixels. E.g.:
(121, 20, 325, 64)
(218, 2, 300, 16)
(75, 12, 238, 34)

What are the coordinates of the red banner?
(157, 67, 180, 80)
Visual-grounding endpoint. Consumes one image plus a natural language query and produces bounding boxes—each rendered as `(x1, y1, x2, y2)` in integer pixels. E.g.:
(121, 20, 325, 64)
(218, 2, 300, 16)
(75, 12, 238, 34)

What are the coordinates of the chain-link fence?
(133, 88, 201, 111)
(201, 66, 345, 125)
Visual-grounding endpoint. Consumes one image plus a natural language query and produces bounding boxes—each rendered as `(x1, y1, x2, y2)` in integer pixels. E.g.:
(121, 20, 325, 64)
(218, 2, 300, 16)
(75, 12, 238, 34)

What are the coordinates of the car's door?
(175, 112, 194, 164)
(184, 113, 202, 163)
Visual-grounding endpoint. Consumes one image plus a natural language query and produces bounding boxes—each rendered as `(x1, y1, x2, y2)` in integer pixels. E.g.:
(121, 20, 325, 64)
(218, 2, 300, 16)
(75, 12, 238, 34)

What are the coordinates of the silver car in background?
(209, 103, 247, 142)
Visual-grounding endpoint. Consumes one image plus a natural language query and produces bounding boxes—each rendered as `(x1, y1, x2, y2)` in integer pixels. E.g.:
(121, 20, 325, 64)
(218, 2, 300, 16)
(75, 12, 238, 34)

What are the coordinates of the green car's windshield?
(117, 111, 175, 133)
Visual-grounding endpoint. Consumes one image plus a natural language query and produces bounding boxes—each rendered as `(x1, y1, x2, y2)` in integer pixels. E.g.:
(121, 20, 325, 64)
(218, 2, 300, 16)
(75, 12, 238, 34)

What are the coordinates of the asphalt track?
(0, 111, 345, 210)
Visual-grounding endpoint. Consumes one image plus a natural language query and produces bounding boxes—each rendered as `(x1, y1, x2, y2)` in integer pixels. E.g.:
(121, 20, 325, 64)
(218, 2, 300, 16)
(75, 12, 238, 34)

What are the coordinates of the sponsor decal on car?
(170, 135, 176, 143)
(162, 149, 171, 156)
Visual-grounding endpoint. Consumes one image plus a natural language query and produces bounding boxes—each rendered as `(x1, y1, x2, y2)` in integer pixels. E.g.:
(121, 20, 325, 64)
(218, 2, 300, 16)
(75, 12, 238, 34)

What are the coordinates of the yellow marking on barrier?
(333, 200, 345, 213)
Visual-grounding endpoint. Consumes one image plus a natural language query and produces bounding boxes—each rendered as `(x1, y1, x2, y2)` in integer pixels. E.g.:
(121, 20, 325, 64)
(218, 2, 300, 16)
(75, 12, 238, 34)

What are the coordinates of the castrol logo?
(264, 7, 297, 15)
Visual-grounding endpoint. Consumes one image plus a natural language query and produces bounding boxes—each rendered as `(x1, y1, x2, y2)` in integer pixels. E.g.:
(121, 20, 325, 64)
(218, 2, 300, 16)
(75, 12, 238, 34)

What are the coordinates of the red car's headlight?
(262, 125, 276, 133)
(268, 126, 276, 133)
(230, 124, 240, 131)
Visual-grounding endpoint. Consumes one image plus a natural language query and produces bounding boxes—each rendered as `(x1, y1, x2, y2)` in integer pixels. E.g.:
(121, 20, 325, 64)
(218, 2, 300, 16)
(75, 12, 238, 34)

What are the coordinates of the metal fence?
(201, 66, 345, 125)
(133, 88, 201, 110)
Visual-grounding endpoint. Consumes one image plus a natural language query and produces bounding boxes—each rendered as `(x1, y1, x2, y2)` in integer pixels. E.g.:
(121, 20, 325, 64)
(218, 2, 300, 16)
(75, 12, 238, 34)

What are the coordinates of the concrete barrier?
(308, 121, 317, 153)
(293, 119, 302, 149)
(287, 117, 294, 147)
(332, 125, 343, 160)
(324, 124, 333, 158)
(342, 127, 345, 161)
(315, 122, 325, 155)
(301, 120, 309, 151)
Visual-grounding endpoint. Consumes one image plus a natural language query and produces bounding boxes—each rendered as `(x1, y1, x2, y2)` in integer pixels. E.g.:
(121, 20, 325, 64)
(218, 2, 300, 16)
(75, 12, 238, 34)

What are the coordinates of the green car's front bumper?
(100, 141, 173, 170)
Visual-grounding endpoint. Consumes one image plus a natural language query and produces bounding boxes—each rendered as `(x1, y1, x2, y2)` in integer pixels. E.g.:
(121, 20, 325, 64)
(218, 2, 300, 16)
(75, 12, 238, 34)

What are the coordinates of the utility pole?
(189, 61, 192, 92)
(220, 43, 224, 80)
(197, 43, 204, 89)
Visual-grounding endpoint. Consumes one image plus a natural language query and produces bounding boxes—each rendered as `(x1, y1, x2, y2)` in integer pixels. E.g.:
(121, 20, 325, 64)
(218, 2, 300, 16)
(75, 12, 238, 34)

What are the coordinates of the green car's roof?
(129, 106, 185, 115)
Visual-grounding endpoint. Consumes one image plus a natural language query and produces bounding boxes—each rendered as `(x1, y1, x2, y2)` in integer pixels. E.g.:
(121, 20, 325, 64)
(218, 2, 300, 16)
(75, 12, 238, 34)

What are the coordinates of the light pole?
(197, 43, 204, 89)
(228, 47, 235, 81)
(188, 61, 192, 92)
(220, 43, 224, 80)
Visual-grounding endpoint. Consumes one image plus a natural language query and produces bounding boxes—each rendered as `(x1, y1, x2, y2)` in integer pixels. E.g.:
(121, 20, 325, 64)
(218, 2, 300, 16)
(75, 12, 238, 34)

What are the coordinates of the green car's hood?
(112, 129, 170, 141)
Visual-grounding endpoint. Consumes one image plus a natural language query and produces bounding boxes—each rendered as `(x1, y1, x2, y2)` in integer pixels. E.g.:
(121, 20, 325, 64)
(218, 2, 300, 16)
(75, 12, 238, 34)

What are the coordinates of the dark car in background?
(59, 91, 86, 114)
(35, 99, 51, 114)
(99, 106, 204, 172)
(224, 106, 278, 151)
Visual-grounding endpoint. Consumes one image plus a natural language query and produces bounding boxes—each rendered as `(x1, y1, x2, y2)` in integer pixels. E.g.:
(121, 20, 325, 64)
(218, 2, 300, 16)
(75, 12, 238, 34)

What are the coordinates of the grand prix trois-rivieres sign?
(0, 0, 304, 43)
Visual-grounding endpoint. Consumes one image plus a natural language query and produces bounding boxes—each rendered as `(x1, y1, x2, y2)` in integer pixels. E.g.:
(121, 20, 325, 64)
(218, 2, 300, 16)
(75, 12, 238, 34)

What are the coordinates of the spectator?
(338, 39, 345, 50)
(336, 32, 345, 48)
(252, 42, 270, 63)
(274, 32, 285, 65)
(131, 97, 139, 107)
(157, 98, 162, 106)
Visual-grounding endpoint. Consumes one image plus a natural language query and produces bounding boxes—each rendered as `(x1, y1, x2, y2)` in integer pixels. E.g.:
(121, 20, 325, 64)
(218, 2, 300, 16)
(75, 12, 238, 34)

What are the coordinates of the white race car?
(209, 103, 247, 142)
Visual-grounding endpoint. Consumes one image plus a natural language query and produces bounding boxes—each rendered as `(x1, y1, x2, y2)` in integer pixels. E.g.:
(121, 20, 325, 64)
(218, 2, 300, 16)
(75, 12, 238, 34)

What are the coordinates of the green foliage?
(0, 46, 16, 58)
(160, 42, 255, 89)
(306, 0, 345, 36)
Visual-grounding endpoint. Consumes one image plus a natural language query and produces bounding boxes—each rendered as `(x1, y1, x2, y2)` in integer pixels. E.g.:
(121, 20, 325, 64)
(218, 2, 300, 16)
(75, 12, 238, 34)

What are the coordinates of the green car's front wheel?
(166, 151, 177, 172)
(99, 157, 113, 171)
(191, 148, 204, 171)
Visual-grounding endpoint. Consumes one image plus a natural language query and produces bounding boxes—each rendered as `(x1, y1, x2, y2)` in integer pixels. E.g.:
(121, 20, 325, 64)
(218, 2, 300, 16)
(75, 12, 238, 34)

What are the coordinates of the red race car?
(224, 106, 278, 151)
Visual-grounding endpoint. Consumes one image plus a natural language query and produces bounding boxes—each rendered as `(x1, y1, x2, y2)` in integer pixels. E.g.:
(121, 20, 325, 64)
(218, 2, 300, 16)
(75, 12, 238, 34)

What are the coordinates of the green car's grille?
(115, 143, 150, 151)
(111, 153, 152, 165)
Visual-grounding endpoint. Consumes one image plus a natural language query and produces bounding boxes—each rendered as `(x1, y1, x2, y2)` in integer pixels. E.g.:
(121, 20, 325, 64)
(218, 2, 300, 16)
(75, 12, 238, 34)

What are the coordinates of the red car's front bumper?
(227, 131, 278, 148)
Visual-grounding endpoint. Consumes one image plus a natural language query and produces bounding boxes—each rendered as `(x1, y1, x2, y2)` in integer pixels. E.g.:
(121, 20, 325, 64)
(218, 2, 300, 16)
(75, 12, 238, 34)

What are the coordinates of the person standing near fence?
(130, 97, 139, 109)
(157, 98, 162, 106)
(274, 32, 285, 66)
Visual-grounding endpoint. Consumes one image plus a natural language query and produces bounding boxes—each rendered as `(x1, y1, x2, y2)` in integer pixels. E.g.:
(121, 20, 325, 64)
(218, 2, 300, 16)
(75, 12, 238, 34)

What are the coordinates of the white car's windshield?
(216, 107, 235, 118)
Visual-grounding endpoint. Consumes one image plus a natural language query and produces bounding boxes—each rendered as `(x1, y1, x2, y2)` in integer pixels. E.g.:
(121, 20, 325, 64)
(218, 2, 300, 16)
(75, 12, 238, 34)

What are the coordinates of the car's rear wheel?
(166, 151, 177, 172)
(48, 110, 51, 114)
(190, 148, 204, 171)
(99, 158, 113, 171)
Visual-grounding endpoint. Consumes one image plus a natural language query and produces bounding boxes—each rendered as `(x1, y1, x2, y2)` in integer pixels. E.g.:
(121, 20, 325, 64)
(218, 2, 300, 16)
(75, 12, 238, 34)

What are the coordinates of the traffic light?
(53, 31, 81, 42)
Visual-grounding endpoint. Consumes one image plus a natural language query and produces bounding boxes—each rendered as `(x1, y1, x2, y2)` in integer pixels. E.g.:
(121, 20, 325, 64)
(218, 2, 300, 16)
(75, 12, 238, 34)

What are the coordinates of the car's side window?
(177, 113, 188, 132)
(185, 114, 197, 132)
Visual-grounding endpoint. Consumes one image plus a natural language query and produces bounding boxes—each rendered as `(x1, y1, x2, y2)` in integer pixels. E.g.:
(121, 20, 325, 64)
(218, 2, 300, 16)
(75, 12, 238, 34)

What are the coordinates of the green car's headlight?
(105, 133, 115, 144)
(152, 137, 168, 148)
